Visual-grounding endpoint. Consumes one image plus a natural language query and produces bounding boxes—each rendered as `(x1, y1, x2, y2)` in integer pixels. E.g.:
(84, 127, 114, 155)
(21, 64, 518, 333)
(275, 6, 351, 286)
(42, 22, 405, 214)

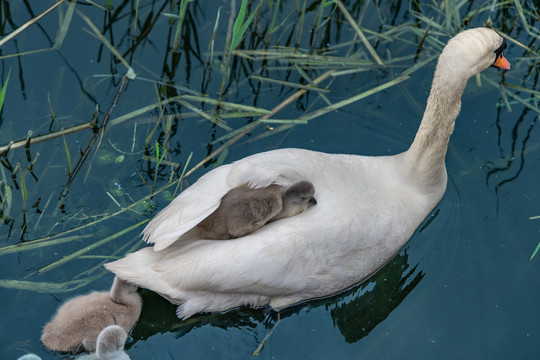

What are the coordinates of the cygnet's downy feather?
(41, 277, 141, 353)
(95, 325, 130, 360)
(192, 180, 316, 240)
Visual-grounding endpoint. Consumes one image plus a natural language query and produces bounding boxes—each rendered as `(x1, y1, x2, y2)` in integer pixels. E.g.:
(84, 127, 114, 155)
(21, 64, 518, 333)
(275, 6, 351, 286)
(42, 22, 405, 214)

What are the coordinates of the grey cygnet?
(193, 180, 317, 240)
(41, 277, 141, 353)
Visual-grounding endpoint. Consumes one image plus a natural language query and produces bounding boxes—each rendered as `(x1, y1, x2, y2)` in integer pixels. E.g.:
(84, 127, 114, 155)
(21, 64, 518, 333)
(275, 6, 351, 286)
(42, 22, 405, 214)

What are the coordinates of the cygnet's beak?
(309, 197, 317, 205)
(492, 53, 510, 70)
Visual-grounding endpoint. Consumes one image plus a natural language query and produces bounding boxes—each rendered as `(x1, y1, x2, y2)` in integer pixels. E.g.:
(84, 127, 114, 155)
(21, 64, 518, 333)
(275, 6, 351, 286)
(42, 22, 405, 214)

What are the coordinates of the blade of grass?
(132, 0, 140, 34)
(252, 312, 280, 356)
(142, 156, 180, 168)
(175, 97, 232, 131)
(499, 83, 512, 112)
(336, 0, 384, 67)
(296, 0, 307, 46)
(55, 0, 76, 48)
(297, 75, 410, 122)
(502, 83, 540, 97)
(0, 121, 95, 154)
(401, 53, 439, 77)
(62, 131, 72, 177)
(0, 234, 93, 256)
(211, 120, 262, 144)
(489, 78, 540, 116)
(259, 119, 308, 124)
(0, 0, 65, 48)
(294, 64, 332, 105)
(531, 216, 540, 260)
(109, 97, 178, 126)
(531, 241, 540, 260)
(37, 219, 149, 274)
(172, 0, 194, 52)
(0, 67, 11, 114)
(19, 164, 27, 207)
(180, 94, 271, 114)
(207, 7, 221, 64)
(0, 165, 12, 223)
(78, 10, 136, 79)
(495, 30, 532, 52)
(153, 141, 168, 192)
(214, 145, 229, 167)
(513, 0, 540, 39)
(245, 123, 295, 144)
(230, 0, 262, 52)
(47, 93, 57, 121)
(0, 276, 103, 292)
(173, 151, 193, 197)
(249, 75, 331, 93)
(0, 185, 12, 223)
(268, 0, 281, 36)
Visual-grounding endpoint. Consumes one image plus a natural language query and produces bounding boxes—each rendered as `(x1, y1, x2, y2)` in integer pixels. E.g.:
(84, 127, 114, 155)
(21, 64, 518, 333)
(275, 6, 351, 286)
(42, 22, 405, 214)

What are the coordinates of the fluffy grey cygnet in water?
(41, 277, 141, 353)
(74, 325, 130, 360)
(95, 325, 130, 360)
(193, 180, 317, 240)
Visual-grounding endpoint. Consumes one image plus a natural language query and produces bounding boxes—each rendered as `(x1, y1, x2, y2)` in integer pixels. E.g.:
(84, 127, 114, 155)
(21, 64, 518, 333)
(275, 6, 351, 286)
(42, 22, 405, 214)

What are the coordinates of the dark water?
(1, 1, 539, 359)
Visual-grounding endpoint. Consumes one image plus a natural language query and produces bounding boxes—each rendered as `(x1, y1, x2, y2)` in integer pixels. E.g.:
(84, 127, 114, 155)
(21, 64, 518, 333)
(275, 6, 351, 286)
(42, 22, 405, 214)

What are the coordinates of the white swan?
(105, 27, 510, 319)
(41, 277, 141, 353)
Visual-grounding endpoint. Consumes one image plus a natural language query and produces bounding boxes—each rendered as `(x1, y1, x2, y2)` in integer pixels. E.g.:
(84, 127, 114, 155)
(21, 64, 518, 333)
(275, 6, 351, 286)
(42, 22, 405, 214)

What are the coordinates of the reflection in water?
(328, 250, 424, 343)
(129, 249, 423, 347)
(483, 105, 538, 212)
(130, 289, 264, 343)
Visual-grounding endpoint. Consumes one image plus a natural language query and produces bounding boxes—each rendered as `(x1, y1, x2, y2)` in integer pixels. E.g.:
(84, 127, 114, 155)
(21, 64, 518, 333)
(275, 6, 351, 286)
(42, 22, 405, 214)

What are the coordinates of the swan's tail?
(104, 247, 162, 291)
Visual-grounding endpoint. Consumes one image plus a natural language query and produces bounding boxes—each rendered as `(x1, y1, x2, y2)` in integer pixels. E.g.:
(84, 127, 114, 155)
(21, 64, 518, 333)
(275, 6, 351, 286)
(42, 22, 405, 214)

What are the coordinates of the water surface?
(1, 1, 539, 359)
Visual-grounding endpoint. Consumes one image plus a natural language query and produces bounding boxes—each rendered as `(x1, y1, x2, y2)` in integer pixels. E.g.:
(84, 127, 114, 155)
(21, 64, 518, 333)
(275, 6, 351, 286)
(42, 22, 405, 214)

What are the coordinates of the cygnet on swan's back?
(41, 277, 141, 353)
(192, 180, 316, 240)
(275, 180, 317, 220)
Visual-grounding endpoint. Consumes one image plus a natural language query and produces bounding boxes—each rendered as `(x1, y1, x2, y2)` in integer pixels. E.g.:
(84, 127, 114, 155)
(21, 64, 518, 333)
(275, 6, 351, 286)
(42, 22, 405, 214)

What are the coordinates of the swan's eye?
(493, 38, 507, 60)
(491, 37, 511, 70)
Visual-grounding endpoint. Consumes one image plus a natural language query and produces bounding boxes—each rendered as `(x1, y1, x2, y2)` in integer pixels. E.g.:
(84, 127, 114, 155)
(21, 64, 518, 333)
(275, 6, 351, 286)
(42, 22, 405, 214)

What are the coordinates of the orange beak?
(493, 54, 511, 70)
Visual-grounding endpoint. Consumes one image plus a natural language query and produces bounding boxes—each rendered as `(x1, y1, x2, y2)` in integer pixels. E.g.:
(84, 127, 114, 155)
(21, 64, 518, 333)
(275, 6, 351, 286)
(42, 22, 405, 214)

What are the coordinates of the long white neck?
(402, 60, 470, 190)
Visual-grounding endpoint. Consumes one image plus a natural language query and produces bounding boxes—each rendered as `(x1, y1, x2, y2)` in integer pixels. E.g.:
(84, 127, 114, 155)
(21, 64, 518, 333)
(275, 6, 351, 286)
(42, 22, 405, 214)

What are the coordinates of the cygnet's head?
(96, 325, 130, 360)
(17, 355, 42, 360)
(283, 180, 317, 206)
(110, 277, 138, 304)
(439, 27, 510, 78)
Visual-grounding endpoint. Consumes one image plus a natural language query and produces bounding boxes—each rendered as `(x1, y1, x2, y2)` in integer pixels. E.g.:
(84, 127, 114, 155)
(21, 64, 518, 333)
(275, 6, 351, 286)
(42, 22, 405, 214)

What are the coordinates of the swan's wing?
(228, 149, 308, 189)
(143, 165, 233, 251)
(144, 149, 312, 251)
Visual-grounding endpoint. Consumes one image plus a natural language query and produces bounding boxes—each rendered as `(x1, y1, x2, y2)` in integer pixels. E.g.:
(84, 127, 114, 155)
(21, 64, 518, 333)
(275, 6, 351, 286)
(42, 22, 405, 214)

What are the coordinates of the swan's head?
(439, 27, 510, 78)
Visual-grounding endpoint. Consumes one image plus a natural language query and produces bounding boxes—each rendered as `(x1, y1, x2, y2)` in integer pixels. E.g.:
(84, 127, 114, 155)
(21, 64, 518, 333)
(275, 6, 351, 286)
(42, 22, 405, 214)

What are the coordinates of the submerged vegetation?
(0, 0, 538, 342)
